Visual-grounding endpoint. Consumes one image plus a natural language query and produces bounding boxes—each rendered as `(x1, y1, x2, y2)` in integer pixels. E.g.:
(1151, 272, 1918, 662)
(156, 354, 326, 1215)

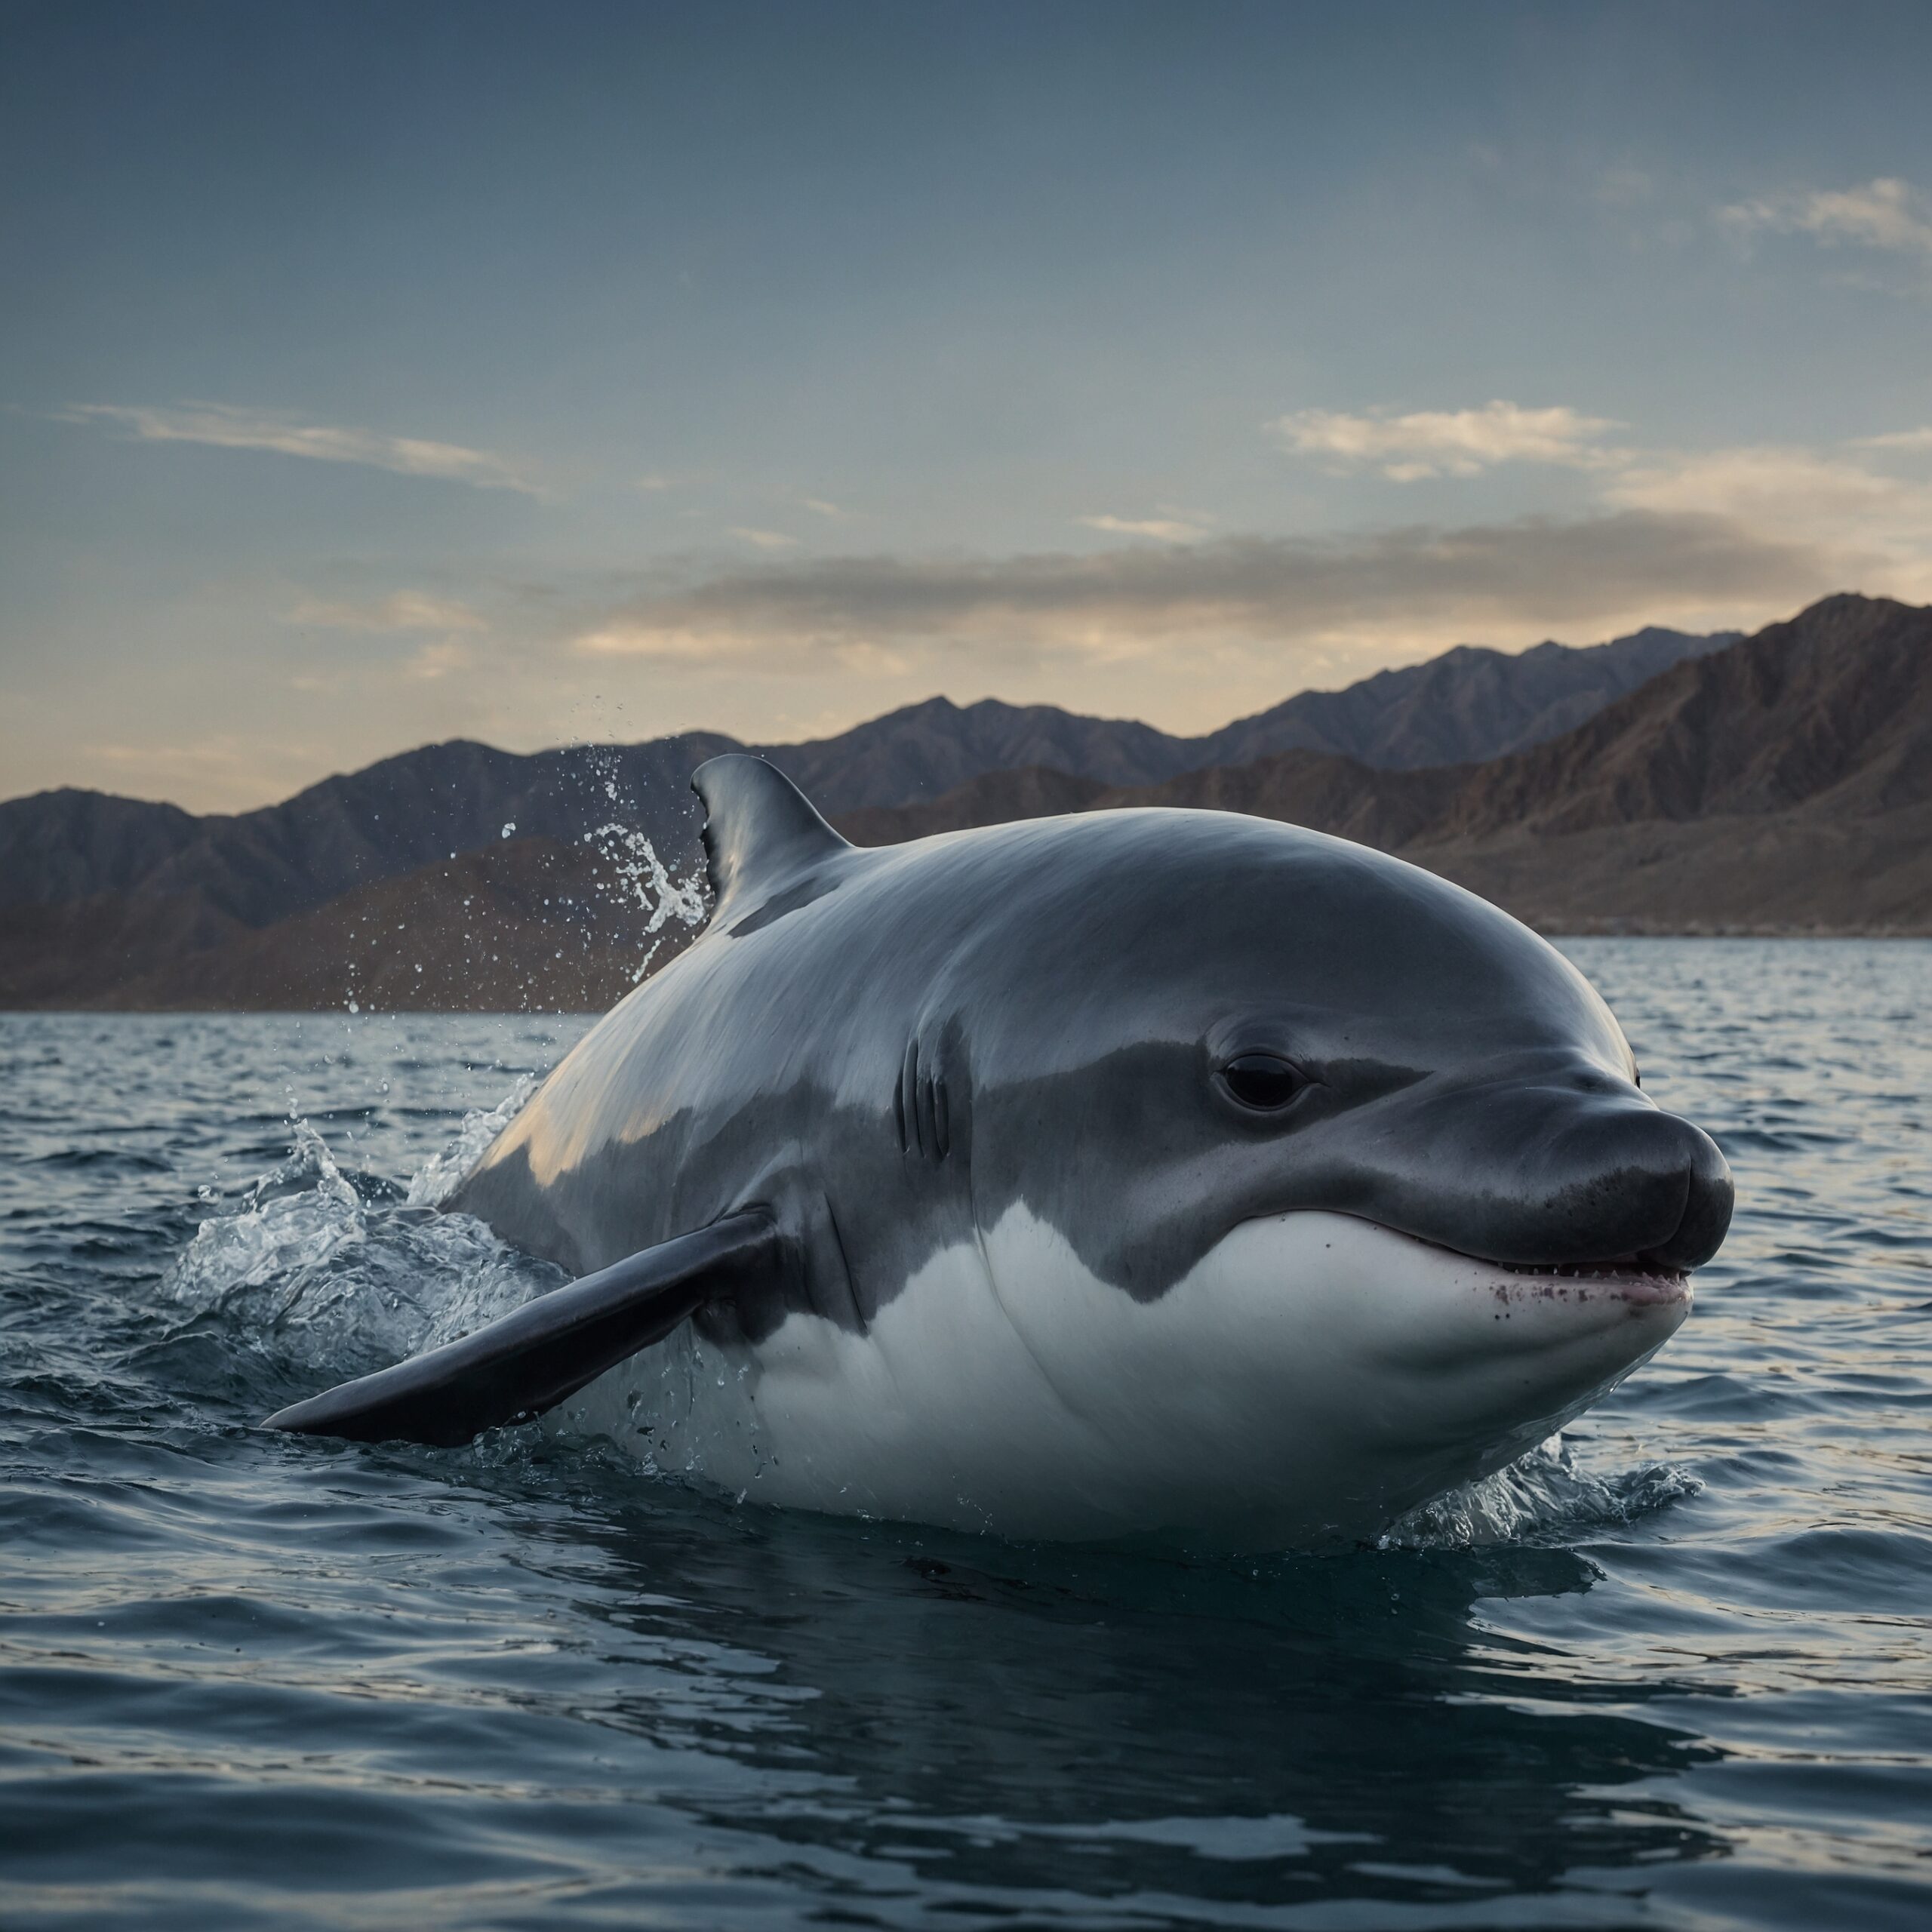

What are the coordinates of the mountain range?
(3, 603, 1922, 1011)
(844, 594, 1931, 937)
(1, 620, 1727, 928)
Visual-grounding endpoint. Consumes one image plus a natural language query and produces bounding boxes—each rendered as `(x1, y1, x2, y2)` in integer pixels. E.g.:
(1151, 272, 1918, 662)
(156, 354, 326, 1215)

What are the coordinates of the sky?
(4, 0, 1932, 811)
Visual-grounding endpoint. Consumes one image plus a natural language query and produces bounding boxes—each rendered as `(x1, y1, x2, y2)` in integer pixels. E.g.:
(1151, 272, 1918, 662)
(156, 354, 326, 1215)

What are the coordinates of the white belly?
(558, 1206, 1689, 1547)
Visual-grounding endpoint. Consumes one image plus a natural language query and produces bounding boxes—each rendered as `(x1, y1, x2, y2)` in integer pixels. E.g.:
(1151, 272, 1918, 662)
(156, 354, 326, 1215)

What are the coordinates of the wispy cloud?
(727, 525, 803, 549)
(1595, 165, 1656, 209)
(1853, 426, 1932, 451)
(1720, 177, 1932, 260)
(1078, 513, 1211, 542)
(554, 420, 1931, 682)
(571, 509, 1835, 672)
(1271, 400, 1623, 479)
(1604, 443, 1932, 592)
(81, 734, 328, 805)
(285, 591, 488, 633)
(57, 402, 540, 492)
(406, 640, 474, 680)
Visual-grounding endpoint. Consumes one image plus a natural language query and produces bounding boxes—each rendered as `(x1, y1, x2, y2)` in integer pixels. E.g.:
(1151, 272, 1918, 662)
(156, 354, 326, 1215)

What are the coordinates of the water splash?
(405, 1074, 537, 1207)
(167, 1119, 365, 1309)
(163, 1094, 555, 1383)
(582, 821, 709, 981)
(1381, 1432, 1702, 1549)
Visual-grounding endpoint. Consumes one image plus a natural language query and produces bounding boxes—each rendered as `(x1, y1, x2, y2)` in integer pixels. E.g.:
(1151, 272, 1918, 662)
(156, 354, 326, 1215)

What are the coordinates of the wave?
(162, 1090, 553, 1386)
(1381, 1432, 1702, 1549)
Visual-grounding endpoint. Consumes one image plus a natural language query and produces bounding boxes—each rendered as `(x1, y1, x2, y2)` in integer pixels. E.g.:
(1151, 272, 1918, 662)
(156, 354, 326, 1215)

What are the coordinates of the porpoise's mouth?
(1495, 1257, 1689, 1286)
(1418, 1230, 1694, 1303)
(1336, 1215, 1694, 1297)
(1488, 1257, 1693, 1310)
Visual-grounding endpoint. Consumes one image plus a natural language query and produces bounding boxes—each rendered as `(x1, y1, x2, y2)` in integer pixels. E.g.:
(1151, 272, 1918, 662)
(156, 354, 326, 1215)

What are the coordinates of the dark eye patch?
(1220, 1054, 1305, 1112)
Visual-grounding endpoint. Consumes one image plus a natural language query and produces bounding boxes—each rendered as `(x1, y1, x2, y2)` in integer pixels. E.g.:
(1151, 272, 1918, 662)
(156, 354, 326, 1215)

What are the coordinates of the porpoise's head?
(934, 806, 1731, 1543)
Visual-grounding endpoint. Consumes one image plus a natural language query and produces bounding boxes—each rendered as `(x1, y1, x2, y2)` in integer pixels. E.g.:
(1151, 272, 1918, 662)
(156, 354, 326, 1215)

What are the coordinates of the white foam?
(165, 1101, 555, 1380)
(405, 1075, 537, 1207)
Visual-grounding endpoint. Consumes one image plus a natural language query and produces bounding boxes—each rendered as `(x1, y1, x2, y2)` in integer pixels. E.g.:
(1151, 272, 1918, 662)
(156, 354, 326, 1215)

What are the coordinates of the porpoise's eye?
(1220, 1054, 1305, 1112)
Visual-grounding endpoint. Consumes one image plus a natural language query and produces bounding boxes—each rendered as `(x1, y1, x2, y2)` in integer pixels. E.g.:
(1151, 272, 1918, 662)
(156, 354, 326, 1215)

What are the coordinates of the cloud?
(570, 509, 1839, 673)
(406, 640, 474, 680)
(1077, 513, 1211, 542)
(285, 592, 488, 633)
(727, 525, 803, 549)
(1853, 426, 1932, 451)
(1271, 401, 1623, 479)
(81, 734, 326, 805)
(1596, 165, 1656, 208)
(1604, 444, 1932, 592)
(58, 402, 540, 492)
(1720, 177, 1932, 260)
(552, 428, 1932, 685)
(800, 497, 854, 519)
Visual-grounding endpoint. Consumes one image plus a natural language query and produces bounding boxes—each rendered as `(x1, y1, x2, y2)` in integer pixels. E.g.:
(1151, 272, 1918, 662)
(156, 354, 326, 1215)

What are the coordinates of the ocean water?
(2, 939, 1928, 1930)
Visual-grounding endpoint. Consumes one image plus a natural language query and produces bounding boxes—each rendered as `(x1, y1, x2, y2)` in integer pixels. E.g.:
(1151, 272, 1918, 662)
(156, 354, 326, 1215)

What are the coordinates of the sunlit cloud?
(1853, 426, 1932, 452)
(1078, 513, 1211, 542)
(728, 525, 803, 549)
(57, 402, 541, 493)
(285, 591, 488, 632)
(569, 509, 1837, 673)
(1720, 177, 1932, 260)
(406, 640, 474, 680)
(1271, 400, 1623, 479)
(80, 734, 326, 804)
(1604, 444, 1932, 595)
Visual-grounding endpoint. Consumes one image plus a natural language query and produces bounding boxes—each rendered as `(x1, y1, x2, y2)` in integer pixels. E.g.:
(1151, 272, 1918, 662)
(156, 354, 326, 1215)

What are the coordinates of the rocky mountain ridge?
(841, 595, 1931, 941)
(851, 595, 1929, 848)
(2, 622, 1728, 927)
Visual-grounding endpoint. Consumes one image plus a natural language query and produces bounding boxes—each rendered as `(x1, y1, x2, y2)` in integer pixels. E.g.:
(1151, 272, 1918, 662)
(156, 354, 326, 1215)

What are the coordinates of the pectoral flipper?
(262, 1209, 785, 1447)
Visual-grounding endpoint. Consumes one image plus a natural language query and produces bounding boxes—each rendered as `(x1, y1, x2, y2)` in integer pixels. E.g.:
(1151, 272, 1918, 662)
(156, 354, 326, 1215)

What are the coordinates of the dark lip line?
(1388, 1221, 1692, 1285)
(1489, 1255, 1688, 1284)
(1260, 1210, 1694, 1285)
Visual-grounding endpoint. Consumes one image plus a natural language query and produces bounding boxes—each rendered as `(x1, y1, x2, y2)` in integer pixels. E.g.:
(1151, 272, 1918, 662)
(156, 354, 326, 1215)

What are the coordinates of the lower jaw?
(577, 1212, 1697, 1548)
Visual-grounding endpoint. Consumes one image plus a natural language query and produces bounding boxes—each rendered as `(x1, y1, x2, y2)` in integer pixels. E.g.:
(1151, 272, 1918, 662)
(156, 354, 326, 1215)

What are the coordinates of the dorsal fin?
(691, 755, 851, 913)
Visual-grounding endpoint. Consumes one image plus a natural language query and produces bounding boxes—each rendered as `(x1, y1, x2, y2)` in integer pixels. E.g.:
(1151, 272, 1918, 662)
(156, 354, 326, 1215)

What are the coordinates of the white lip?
(1318, 1220, 1694, 1392)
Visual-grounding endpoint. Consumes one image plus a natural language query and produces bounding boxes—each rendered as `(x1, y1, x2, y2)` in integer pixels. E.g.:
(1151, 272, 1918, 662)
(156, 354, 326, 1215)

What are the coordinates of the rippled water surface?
(2, 940, 1929, 1928)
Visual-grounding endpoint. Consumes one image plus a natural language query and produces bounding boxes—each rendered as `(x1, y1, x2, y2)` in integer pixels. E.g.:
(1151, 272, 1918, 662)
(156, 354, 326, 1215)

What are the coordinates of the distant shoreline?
(7, 927, 1927, 1021)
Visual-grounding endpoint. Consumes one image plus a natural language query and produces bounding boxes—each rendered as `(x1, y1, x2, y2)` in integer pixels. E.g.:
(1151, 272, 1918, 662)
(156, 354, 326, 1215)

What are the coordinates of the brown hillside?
(1430, 594, 1932, 841)
(841, 595, 1932, 937)
(0, 838, 706, 1013)
(832, 765, 1108, 845)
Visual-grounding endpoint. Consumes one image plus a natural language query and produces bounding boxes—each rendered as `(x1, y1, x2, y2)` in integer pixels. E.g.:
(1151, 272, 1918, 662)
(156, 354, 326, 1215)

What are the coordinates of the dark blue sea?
(3, 940, 1929, 1929)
